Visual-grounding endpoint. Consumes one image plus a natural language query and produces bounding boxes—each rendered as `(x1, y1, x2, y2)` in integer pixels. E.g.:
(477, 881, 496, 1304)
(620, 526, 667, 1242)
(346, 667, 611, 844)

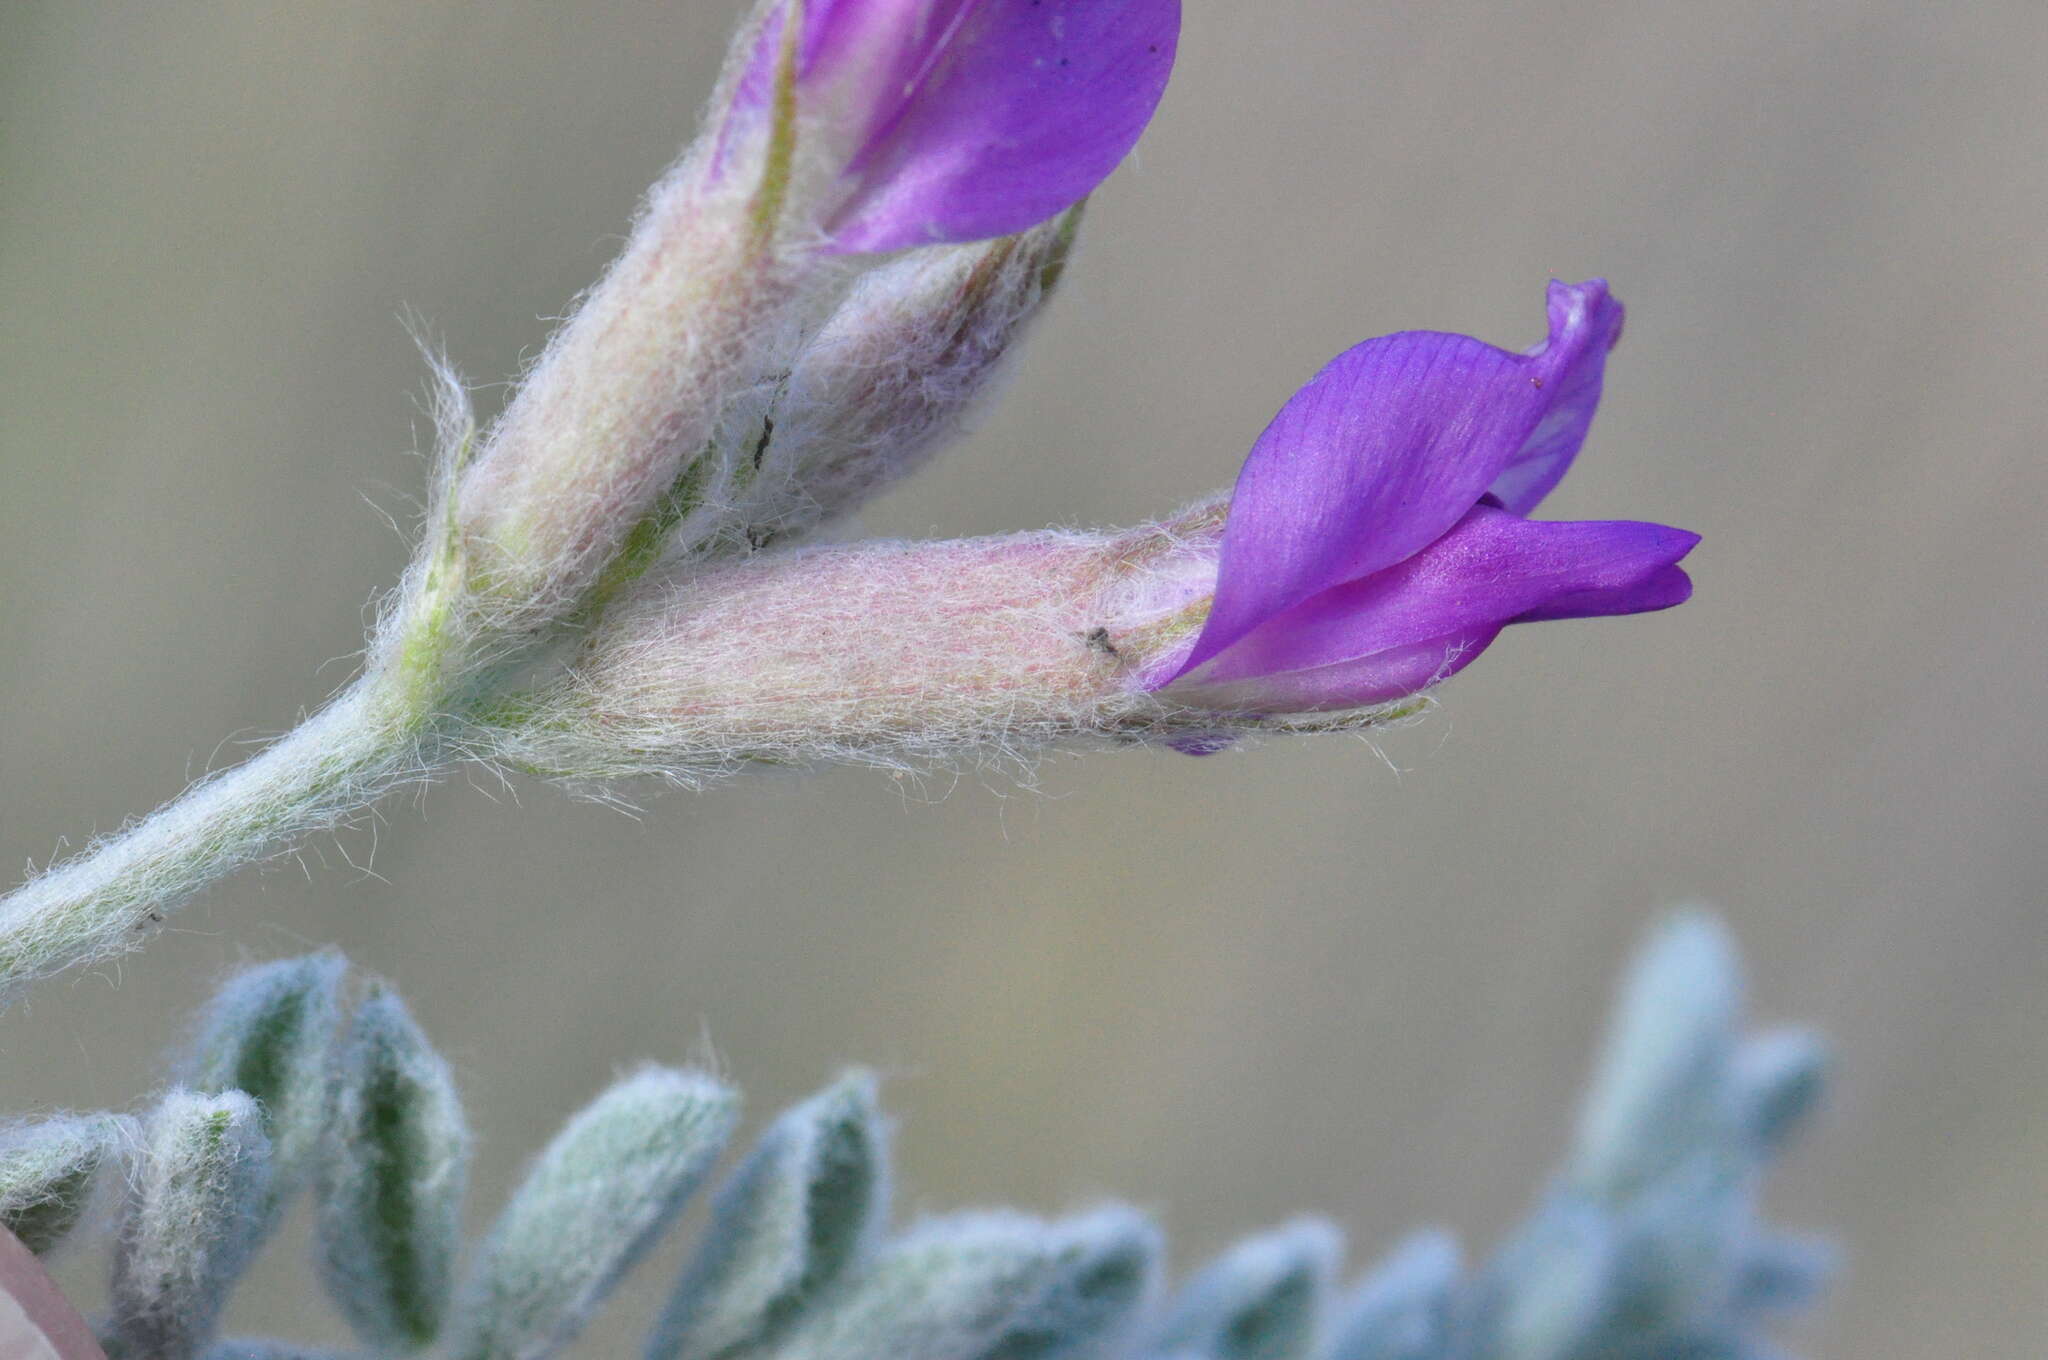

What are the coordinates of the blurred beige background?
(3, 1, 2044, 1354)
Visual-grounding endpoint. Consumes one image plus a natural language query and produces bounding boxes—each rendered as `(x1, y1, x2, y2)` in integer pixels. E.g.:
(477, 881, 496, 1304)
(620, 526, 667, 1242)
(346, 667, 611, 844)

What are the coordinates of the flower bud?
(474, 282, 1699, 778)
(690, 207, 1084, 558)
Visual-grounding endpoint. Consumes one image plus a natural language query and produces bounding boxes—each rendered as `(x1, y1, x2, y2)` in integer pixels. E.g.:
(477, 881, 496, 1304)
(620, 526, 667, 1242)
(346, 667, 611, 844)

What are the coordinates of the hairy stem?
(0, 682, 423, 1002)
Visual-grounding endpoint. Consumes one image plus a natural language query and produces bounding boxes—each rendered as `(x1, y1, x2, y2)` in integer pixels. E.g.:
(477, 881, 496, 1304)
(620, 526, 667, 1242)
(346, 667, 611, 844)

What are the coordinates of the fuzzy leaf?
(449, 1067, 737, 1360)
(108, 1090, 273, 1360)
(0, 1114, 133, 1257)
(1570, 910, 1741, 1203)
(184, 952, 347, 1205)
(1325, 1230, 1461, 1360)
(1595, 1149, 1757, 1351)
(760, 1206, 1160, 1360)
(1145, 1219, 1341, 1360)
(314, 985, 469, 1353)
(1466, 1196, 1616, 1360)
(1730, 1029, 1827, 1156)
(647, 1070, 888, 1360)
(991, 1207, 1161, 1360)
(1731, 1234, 1835, 1317)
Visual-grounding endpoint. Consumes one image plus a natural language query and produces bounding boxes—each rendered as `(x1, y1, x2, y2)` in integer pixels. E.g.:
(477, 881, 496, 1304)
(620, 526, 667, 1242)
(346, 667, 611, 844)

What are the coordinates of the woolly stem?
(0, 682, 423, 1002)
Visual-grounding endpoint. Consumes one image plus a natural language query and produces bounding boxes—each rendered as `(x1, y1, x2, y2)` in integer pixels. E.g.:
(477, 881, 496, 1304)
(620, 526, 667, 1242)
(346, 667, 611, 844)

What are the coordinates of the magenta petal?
(1512, 562, 1693, 622)
(1176, 506, 1697, 708)
(1167, 282, 1622, 682)
(718, 1, 972, 178)
(813, 0, 1181, 253)
(1487, 280, 1626, 514)
(1177, 626, 1514, 715)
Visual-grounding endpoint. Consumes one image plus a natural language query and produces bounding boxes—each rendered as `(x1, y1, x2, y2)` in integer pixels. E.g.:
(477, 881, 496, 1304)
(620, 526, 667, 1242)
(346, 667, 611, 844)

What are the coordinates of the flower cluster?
(481, 280, 1693, 782)
(2, 0, 1692, 992)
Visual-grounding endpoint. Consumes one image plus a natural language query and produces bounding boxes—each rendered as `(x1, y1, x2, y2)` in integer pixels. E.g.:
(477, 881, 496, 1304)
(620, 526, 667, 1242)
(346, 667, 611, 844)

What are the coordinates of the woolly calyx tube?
(474, 501, 1414, 789)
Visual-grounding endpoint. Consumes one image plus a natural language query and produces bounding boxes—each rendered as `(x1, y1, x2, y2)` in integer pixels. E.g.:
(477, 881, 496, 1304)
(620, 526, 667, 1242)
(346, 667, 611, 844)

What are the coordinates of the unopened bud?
(648, 209, 1082, 569)
(739, 208, 1084, 546)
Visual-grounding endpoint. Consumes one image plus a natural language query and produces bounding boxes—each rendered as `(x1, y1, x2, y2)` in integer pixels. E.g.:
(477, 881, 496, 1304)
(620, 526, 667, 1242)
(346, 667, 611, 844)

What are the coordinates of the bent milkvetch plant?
(0, 0, 1179, 999)
(0, 12, 1692, 1006)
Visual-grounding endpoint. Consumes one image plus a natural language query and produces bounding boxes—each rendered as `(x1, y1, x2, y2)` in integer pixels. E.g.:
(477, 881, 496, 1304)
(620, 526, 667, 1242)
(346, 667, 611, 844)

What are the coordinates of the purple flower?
(1150, 280, 1697, 711)
(722, 0, 1180, 252)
